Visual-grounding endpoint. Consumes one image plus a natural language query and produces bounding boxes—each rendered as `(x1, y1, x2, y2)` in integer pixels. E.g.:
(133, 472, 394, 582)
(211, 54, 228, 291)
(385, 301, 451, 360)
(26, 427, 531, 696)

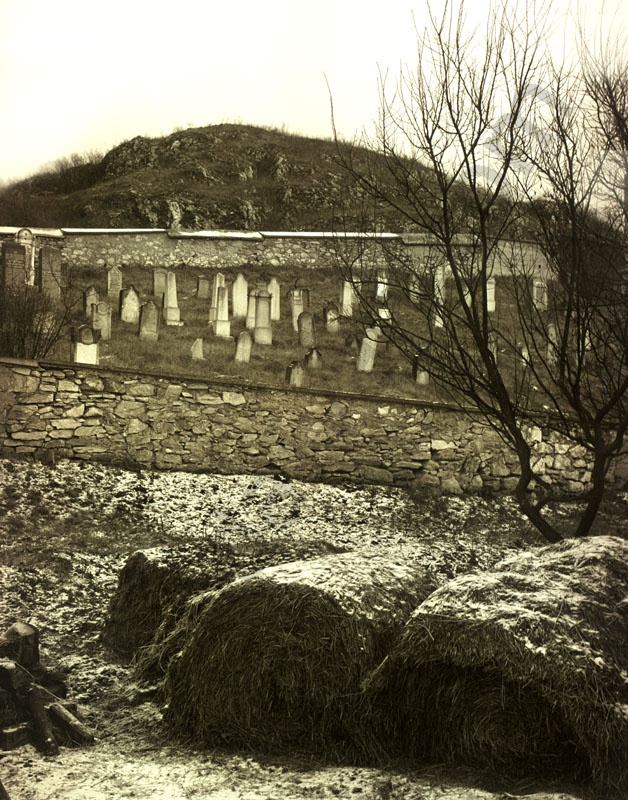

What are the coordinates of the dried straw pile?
(361, 535, 628, 795)
(162, 552, 436, 757)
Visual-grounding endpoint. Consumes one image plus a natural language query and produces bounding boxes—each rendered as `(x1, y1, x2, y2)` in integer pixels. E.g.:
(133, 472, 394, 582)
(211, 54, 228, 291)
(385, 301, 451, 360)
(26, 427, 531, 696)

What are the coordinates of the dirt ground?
(0, 456, 623, 800)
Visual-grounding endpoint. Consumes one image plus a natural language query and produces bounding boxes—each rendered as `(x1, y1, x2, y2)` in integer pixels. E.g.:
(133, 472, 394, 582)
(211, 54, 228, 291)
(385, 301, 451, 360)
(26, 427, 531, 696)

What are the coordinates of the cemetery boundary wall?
(1, 357, 623, 496)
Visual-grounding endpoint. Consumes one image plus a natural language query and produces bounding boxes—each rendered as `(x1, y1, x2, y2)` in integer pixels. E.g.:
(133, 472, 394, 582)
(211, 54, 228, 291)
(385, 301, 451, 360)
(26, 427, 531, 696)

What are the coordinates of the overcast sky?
(0, 0, 626, 185)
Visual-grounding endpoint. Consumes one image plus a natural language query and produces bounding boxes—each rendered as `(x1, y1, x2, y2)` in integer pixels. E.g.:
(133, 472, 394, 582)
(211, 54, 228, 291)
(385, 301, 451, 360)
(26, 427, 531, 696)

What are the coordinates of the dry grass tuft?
(360, 535, 628, 796)
(161, 552, 436, 758)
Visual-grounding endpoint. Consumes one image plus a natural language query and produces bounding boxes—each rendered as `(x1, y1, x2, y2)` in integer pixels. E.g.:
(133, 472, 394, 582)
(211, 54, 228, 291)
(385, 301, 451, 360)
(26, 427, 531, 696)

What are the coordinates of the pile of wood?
(0, 620, 94, 757)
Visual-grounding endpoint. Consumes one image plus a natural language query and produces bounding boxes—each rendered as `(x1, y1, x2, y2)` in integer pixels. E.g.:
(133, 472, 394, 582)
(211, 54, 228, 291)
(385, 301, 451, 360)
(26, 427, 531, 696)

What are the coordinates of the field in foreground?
(0, 456, 625, 800)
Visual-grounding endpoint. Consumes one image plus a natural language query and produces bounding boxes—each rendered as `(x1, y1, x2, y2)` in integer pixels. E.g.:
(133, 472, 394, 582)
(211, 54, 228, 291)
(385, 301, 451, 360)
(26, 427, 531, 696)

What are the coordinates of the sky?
(0, 0, 626, 185)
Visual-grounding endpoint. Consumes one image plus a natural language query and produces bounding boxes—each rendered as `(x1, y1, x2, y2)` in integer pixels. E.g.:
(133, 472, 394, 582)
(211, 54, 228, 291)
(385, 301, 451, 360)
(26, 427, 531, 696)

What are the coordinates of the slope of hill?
(0, 124, 403, 231)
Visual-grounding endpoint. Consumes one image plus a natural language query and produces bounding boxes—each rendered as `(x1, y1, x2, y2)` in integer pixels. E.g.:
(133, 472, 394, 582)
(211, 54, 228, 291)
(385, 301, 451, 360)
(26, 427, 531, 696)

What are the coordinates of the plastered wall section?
(1, 358, 619, 496)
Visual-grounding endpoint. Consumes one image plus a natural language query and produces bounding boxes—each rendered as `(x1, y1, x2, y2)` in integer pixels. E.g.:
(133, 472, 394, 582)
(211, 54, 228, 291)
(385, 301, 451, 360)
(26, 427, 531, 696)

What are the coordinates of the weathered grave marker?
(139, 300, 159, 341)
(196, 275, 210, 300)
(153, 268, 167, 301)
(37, 247, 62, 299)
(70, 325, 101, 365)
(254, 289, 272, 345)
(214, 286, 231, 338)
(304, 347, 322, 369)
(83, 287, 99, 320)
(120, 286, 141, 324)
(245, 290, 258, 330)
(191, 338, 205, 359)
(324, 302, 340, 334)
(298, 311, 316, 348)
(107, 265, 122, 300)
(91, 301, 112, 340)
(232, 273, 249, 318)
(286, 360, 305, 387)
(163, 271, 183, 326)
(356, 328, 379, 372)
(267, 276, 281, 321)
(234, 330, 253, 363)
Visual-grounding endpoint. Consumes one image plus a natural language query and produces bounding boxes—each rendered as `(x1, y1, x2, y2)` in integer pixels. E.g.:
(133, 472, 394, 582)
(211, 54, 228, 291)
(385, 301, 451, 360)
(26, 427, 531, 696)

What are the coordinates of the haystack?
(361, 535, 628, 795)
(162, 552, 436, 757)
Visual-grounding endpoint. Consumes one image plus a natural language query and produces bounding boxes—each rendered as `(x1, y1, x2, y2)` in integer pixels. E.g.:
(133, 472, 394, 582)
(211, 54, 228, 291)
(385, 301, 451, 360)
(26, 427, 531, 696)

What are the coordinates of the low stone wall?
(0, 357, 613, 497)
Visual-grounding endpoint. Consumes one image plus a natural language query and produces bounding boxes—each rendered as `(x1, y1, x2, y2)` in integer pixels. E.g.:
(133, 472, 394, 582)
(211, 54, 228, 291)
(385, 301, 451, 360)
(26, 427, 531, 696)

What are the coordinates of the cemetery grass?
(0, 457, 625, 799)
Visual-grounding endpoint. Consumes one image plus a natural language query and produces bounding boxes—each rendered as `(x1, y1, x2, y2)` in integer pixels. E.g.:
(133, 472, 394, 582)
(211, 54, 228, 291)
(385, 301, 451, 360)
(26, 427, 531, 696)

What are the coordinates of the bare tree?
(332, 0, 628, 542)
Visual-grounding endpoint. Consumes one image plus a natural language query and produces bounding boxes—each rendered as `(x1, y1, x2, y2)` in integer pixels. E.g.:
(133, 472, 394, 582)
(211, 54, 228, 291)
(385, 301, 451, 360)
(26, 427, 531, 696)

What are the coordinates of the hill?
(0, 123, 403, 231)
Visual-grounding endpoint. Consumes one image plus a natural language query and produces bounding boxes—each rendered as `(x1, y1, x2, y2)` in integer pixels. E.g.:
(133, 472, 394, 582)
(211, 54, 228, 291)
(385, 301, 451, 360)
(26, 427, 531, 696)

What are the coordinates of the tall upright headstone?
(376, 270, 389, 302)
(289, 289, 306, 332)
(139, 300, 159, 341)
(191, 338, 205, 360)
(107, 265, 123, 300)
(196, 275, 211, 300)
(214, 286, 231, 338)
(286, 361, 305, 388)
(234, 330, 253, 363)
(298, 311, 316, 348)
(267, 276, 281, 321)
(304, 347, 322, 370)
(120, 286, 141, 324)
(324, 302, 340, 334)
(487, 277, 496, 313)
(37, 247, 62, 299)
(254, 289, 272, 345)
(163, 271, 183, 326)
(153, 268, 168, 301)
(91, 301, 112, 340)
(339, 281, 354, 317)
(70, 325, 100, 365)
(15, 228, 35, 284)
(232, 273, 249, 318)
(83, 286, 99, 319)
(245, 290, 258, 330)
(356, 328, 379, 372)
(1, 242, 28, 289)
(209, 272, 226, 324)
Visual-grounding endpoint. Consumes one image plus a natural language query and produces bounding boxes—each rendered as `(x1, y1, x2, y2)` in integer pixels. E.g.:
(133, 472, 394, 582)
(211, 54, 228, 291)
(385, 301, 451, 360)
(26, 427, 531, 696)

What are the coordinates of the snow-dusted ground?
(0, 456, 612, 800)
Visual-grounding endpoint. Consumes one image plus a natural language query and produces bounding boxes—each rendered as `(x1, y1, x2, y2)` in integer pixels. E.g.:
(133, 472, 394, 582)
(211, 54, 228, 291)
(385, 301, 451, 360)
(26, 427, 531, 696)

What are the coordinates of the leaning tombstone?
(191, 338, 205, 360)
(70, 325, 101, 365)
(304, 347, 322, 370)
(120, 286, 141, 324)
(254, 289, 273, 345)
(286, 361, 305, 388)
(324, 302, 340, 334)
(91, 301, 112, 340)
(356, 328, 379, 373)
(213, 286, 231, 338)
(139, 300, 159, 341)
(153, 268, 168, 301)
(234, 330, 253, 363)
(267, 276, 281, 321)
(232, 273, 249, 318)
(83, 287, 99, 320)
(298, 311, 316, 348)
(107, 265, 123, 300)
(163, 271, 183, 326)
(196, 275, 211, 300)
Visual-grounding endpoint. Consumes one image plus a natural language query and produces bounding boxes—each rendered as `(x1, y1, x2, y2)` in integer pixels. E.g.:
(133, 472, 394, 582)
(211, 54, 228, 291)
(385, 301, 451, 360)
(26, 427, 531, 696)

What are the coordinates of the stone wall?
(0, 357, 614, 497)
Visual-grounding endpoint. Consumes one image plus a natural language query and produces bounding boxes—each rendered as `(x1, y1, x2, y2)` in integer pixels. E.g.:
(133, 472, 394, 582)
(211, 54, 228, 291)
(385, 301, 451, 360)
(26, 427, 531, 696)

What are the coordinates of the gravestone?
(83, 287, 99, 319)
(70, 325, 101, 365)
(254, 289, 272, 345)
(356, 328, 379, 372)
(153, 268, 167, 301)
(232, 273, 248, 318)
(245, 290, 258, 330)
(324, 302, 340, 334)
(37, 247, 62, 299)
(289, 289, 306, 332)
(1, 242, 28, 289)
(163, 271, 183, 326)
(344, 333, 360, 353)
(267, 277, 281, 321)
(139, 300, 159, 341)
(339, 281, 354, 317)
(297, 311, 315, 348)
(533, 279, 547, 311)
(376, 270, 389, 302)
(15, 228, 35, 284)
(304, 347, 322, 370)
(547, 324, 557, 364)
(213, 286, 231, 338)
(191, 338, 205, 360)
(234, 330, 253, 363)
(487, 277, 496, 313)
(120, 286, 141, 324)
(91, 301, 112, 340)
(412, 354, 430, 385)
(196, 275, 210, 300)
(107, 265, 123, 300)
(286, 360, 305, 388)
(209, 272, 226, 324)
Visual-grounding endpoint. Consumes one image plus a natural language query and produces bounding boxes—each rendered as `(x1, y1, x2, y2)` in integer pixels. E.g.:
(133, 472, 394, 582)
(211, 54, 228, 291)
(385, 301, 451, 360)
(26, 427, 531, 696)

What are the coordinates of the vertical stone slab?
(163, 271, 183, 326)
(91, 301, 112, 340)
(83, 287, 99, 319)
(37, 247, 62, 299)
(191, 338, 205, 359)
(376, 270, 389, 302)
(120, 286, 141, 324)
(234, 330, 253, 363)
(254, 289, 272, 345)
(15, 228, 35, 284)
(153, 268, 167, 301)
(196, 275, 211, 300)
(139, 300, 159, 341)
(339, 281, 354, 317)
(107, 265, 123, 300)
(70, 325, 100, 365)
(304, 347, 322, 369)
(356, 328, 379, 372)
(298, 311, 316, 348)
(267, 276, 281, 321)
(232, 273, 249, 318)
(209, 272, 226, 324)
(533, 278, 547, 311)
(487, 277, 496, 313)
(214, 286, 231, 338)
(286, 360, 305, 387)
(1, 243, 28, 289)
(324, 302, 340, 334)
(289, 289, 305, 332)
(245, 290, 258, 330)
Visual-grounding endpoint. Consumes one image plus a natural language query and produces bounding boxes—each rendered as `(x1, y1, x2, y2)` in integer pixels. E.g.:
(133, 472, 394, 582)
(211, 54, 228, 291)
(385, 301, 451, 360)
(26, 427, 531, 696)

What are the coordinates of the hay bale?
(162, 552, 436, 757)
(103, 537, 345, 658)
(362, 535, 628, 795)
